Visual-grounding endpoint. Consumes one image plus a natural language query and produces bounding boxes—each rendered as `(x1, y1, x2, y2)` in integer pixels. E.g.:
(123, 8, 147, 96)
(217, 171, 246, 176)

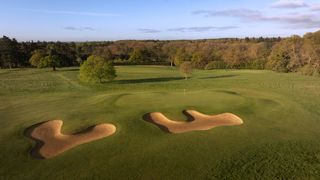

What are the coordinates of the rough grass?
(1, 66, 320, 179)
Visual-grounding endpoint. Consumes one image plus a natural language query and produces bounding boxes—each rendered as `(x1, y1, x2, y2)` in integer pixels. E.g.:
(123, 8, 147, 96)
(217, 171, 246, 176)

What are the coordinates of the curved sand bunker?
(144, 110, 243, 133)
(26, 120, 116, 159)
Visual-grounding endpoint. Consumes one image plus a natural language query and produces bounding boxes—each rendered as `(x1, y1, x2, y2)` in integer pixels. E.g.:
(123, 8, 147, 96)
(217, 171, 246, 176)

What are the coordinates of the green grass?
(1, 66, 320, 179)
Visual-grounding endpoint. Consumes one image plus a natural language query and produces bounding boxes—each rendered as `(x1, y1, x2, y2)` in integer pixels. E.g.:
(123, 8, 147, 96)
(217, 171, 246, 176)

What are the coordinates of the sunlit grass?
(1, 66, 320, 179)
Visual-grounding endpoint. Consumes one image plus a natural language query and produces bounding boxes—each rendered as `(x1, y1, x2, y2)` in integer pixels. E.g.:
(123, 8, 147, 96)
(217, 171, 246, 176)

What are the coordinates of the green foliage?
(29, 49, 46, 68)
(3, 30, 320, 77)
(37, 55, 62, 71)
(79, 55, 116, 83)
(205, 61, 227, 70)
(267, 49, 290, 73)
(250, 58, 267, 69)
(240, 58, 267, 70)
(191, 51, 221, 69)
(129, 48, 159, 64)
(0, 36, 20, 68)
(129, 49, 144, 63)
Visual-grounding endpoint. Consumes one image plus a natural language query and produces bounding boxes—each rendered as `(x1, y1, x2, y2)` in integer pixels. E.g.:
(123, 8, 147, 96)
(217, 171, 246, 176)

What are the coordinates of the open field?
(1, 66, 320, 179)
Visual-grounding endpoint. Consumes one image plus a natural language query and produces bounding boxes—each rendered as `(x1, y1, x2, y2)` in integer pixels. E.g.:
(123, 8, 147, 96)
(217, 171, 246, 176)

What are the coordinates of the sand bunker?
(144, 110, 243, 133)
(26, 120, 116, 159)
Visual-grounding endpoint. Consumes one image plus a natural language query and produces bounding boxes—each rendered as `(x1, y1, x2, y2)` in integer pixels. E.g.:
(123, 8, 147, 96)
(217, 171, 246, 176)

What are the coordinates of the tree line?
(1, 30, 320, 76)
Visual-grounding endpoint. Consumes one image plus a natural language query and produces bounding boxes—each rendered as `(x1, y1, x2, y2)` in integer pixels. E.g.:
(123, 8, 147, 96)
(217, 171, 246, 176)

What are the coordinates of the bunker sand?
(25, 120, 116, 159)
(144, 110, 243, 133)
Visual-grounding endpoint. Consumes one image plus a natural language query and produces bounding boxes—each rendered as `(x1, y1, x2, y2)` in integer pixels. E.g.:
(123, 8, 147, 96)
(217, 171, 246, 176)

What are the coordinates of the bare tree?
(180, 61, 193, 79)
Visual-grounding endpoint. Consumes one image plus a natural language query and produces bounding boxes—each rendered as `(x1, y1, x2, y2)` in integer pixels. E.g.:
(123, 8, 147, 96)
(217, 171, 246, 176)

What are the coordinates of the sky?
(1, 0, 320, 41)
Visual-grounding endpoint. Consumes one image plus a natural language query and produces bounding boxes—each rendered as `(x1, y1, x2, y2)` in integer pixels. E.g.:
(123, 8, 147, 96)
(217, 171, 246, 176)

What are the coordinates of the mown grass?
(1, 66, 320, 179)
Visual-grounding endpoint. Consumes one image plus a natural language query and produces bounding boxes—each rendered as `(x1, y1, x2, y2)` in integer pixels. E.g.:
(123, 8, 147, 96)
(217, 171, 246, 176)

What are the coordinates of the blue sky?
(1, 0, 320, 41)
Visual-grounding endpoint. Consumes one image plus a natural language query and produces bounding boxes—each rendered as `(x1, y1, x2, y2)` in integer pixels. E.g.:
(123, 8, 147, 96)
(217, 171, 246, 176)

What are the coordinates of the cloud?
(192, 9, 320, 29)
(139, 29, 162, 33)
(167, 26, 238, 32)
(271, 0, 308, 8)
(310, 4, 320, 11)
(15, 8, 119, 16)
(193, 9, 261, 18)
(64, 26, 95, 31)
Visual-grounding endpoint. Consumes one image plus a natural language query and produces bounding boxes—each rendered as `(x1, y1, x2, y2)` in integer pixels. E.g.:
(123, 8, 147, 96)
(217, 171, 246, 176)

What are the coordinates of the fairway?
(1, 66, 320, 179)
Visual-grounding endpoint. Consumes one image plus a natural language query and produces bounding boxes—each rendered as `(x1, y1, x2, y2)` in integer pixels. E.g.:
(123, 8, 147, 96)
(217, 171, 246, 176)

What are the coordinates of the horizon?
(2, 36, 286, 43)
(1, 0, 320, 41)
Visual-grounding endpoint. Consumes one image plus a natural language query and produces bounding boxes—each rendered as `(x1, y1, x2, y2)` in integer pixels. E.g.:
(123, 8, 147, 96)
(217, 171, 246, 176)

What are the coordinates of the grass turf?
(1, 66, 320, 179)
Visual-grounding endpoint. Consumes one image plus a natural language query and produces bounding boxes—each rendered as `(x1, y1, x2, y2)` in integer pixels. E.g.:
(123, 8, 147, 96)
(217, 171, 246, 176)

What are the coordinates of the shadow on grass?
(199, 75, 238, 79)
(57, 68, 80, 72)
(114, 77, 183, 84)
(215, 90, 240, 96)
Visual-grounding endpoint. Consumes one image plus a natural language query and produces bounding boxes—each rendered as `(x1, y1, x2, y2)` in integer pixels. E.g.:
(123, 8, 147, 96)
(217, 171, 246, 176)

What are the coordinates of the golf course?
(1, 66, 320, 179)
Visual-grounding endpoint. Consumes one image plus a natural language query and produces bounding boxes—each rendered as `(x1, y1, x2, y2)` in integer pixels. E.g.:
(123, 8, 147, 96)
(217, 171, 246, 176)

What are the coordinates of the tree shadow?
(114, 77, 183, 84)
(58, 68, 80, 72)
(199, 75, 238, 79)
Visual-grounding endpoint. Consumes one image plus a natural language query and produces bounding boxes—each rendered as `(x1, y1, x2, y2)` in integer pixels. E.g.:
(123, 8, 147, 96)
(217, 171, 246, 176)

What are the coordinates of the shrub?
(299, 64, 320, 76)
(266, 50, 290, 73)
(205, 61, 227, 70)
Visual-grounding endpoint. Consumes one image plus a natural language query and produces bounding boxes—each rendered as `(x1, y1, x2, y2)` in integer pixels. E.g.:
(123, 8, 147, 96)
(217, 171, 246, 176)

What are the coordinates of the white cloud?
(167, 26, 238, 32)
(15, 8, 120, 17)
(64, 26, 95, 31)
(193, 9, 320, 29)
(139, 29, 162, 33)
(271, 0, 308, 8)
(310, 4, 320, 11)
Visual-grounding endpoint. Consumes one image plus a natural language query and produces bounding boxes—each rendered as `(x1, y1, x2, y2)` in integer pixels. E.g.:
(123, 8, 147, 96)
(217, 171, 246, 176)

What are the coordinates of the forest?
(1, 30, 320, 76)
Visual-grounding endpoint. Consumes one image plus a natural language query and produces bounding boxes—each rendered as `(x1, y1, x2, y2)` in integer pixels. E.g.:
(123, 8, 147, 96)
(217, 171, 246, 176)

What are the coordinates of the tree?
(191, 50, 221, 69)
(0, 36, 20, 68)
(29, 49, 46, 68)
(222, 44, 248, 68)
(93, 46, 113, 60)
(39, 55, 62, 71)
(129, 49, 143, 63)
(180, 61, 193, 79)
(267, 48, 290, 73)
(128, 48, 158, 64)
(303, 31, 320, 72)
(46, 42, 76, 67)
(79, 55, 116, 83)
(191, 52, 207, 69)
(174, 48, 190, 66)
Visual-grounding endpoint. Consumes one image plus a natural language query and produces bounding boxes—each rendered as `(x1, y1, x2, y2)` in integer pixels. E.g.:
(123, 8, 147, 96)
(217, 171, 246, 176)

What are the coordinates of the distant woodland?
(1, 30, 320, 76)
